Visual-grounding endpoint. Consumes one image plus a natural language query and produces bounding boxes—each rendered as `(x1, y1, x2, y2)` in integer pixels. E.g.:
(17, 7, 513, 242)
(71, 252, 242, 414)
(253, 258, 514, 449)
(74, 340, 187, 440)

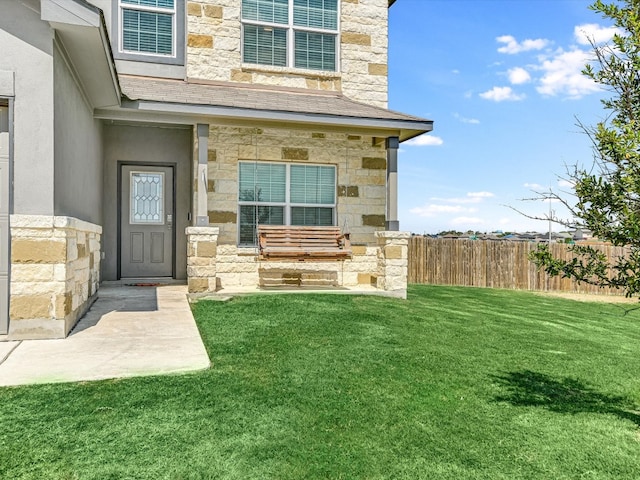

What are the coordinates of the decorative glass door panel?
(130, 172, 165, 224)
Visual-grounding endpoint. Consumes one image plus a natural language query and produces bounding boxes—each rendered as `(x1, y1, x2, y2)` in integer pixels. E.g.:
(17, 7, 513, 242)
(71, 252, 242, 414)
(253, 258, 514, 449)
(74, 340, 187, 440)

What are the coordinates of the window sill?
(241, 64, 341, 80)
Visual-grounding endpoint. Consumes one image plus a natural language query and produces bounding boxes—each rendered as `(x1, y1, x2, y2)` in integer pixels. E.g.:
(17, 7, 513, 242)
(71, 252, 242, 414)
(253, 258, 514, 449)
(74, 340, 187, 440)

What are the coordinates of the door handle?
(167, 214, 173, 227)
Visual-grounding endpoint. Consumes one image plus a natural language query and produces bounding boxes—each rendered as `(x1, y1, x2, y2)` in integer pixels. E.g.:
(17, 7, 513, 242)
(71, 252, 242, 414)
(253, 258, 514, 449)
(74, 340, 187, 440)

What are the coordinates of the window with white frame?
(238, 162, 336, 245)
(241, 0, 339, 71)
(119, 0, 176, 57)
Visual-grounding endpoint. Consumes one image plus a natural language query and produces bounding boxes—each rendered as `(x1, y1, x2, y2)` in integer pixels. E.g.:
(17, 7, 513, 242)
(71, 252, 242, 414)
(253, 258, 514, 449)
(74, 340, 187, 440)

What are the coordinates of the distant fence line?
(407, 237, 629, 295)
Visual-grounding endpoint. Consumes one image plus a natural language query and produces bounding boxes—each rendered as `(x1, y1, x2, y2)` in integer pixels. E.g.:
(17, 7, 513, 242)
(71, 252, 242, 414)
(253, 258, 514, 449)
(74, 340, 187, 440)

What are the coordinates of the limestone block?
(187, 2, 202, 16)
(362, 157, 386, 169)
(282, 147, 309, 161)
(342, 32, 372, 46)
(188, 277, 210, 293)
(188, 256, 214, 266)
(208, 211, 236, 223)
(216, 244, 237, 256)
(11, 264, 55, 282)
(12, 239, 67, 264)
(188, 34, 214, 48)
(10, 294, 52, 319)
(197, 241, 217, 257)
(384, 245, 405, 260)
(188, 266, 217, 278)
(203, 5, 223, 18)
(54, 292, 73, 318)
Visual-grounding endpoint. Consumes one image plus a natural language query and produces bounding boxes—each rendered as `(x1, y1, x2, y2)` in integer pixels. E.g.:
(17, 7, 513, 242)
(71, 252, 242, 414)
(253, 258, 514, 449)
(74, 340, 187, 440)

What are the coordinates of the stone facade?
(376, 230, 410, 298)
(186, 226, 219, 293)
(8, 215, 101, 339)
(213, 244, 379, 289)
(204, 125, 387, 247)
(185, 0, 389, 107)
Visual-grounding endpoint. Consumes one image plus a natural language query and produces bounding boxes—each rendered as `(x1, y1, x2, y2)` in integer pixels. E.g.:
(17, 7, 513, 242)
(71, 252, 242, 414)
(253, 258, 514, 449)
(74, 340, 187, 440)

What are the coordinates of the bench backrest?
(257, 225, 352, 260)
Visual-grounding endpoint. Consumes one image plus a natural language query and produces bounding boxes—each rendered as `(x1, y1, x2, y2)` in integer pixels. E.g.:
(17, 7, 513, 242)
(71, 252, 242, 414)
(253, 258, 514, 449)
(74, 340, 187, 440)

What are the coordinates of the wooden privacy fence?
(408, 237, 629, 295)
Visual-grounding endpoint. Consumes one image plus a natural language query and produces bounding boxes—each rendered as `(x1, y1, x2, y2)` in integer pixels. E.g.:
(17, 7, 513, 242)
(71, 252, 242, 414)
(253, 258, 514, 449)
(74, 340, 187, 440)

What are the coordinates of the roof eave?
(41, 0, 121, 108)
(96, 99, 433, 141)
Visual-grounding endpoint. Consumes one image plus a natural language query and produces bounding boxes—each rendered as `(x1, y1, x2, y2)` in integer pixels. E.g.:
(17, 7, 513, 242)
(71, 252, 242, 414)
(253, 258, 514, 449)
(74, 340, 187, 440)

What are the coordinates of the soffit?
(41, 0, 120, 108)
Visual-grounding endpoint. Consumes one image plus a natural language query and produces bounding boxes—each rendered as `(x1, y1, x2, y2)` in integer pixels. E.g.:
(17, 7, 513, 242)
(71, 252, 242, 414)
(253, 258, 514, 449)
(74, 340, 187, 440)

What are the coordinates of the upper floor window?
(241, 0, 339, 72)
(120, 0, 176, 56)
(114, 0, 185, 66)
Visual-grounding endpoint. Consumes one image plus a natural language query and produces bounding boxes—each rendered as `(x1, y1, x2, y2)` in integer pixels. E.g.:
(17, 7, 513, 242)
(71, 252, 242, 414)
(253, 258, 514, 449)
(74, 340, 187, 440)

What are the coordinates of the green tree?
(530, 0, 640, 297)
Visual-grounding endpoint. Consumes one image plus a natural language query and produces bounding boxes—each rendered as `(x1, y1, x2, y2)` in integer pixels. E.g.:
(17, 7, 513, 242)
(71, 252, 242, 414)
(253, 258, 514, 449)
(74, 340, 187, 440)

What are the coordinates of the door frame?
(116, 161, 177, 280)
(0, 97, 13, 334)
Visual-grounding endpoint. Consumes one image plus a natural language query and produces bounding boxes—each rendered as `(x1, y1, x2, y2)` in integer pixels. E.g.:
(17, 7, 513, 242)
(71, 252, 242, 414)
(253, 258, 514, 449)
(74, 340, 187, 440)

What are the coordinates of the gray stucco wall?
(102, 124, 192, 281)
(53, 44, 103, 225)
(87, 0, 186, 79)
(0, 2, 55, 215)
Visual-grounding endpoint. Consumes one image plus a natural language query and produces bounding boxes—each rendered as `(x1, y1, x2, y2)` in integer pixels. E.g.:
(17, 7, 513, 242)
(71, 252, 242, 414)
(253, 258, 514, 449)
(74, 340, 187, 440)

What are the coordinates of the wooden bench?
(257, 225, 352, 261)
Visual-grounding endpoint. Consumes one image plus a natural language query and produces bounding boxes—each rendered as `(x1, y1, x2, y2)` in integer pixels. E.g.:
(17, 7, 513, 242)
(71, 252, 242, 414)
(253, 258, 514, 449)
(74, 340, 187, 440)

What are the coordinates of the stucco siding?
(53, 44, 103, 225)
(102, 124, 192, 281)
(0, 2, 55, 215)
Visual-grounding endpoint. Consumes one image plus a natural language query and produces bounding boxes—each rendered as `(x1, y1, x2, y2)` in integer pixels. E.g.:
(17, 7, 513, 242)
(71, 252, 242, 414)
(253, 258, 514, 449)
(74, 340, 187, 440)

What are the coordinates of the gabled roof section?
(115, 76, 433, 141)
(41, 0, 120, 108)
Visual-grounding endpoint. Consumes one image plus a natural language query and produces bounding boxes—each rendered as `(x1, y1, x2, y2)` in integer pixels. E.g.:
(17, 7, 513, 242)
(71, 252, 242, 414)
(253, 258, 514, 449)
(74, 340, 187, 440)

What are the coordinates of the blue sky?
(388, 0, 618, 234)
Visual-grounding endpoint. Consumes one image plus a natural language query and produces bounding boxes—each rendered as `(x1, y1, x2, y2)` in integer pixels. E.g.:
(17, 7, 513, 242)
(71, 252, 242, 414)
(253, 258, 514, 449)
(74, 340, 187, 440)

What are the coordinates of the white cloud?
(452, 69, 460, 74)
(497, 35, 549, 54)
(574, 23, 622, 45)
(450, 216, 485, 226)
(429, 192, 495, 205)
(453, 113, 480, 124)
(508, 67, 531, 85)
(467, 191, 494, 199)
(557, 179, 575, 188)
(410, 192, 494, 218)
(405, 135, 444, 146)
(536, 48, 600, 98)
(410, 204, 465, 217)
(524, 182, 545, 190)
(480, 86, 525, 102)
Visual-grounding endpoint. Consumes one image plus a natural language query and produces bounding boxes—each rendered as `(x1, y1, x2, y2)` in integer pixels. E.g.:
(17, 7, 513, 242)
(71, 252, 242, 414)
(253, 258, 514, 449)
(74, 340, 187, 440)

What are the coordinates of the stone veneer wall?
(204, 125, 387, 247)
(184, 123, 412, 294)
(186, 236, 409, 296)
(186, 226, 219, 293)
(376, 231, 410, 299)
(202, 126, 386, 246)
(186, 0, 389, 107)
(8, 215, 101, 340)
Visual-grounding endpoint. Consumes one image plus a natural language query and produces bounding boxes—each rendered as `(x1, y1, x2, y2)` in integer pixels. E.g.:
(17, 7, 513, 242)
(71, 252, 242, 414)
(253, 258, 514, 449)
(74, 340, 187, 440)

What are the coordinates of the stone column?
(385, 136, 399, 231)
(186, 226, 219, 293)
(376, 230, 410, 299)
(196, 124, 209, 226)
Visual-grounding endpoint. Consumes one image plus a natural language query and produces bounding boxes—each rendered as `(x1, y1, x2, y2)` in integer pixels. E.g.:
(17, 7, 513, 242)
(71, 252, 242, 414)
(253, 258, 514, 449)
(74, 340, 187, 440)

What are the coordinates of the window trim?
(113, 0, 186, 66)
(237, 161, 337, 246)
(241, 0, 341, 72)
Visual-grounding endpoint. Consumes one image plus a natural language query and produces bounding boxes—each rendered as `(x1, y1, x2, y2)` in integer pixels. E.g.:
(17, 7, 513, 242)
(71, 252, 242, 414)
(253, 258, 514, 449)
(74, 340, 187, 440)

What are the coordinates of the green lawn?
(1, 285, 640, 479)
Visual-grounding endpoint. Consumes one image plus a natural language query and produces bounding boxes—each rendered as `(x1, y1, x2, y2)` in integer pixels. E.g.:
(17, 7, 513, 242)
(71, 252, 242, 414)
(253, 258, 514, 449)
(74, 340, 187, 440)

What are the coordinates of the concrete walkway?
(0, 285, 210, 387)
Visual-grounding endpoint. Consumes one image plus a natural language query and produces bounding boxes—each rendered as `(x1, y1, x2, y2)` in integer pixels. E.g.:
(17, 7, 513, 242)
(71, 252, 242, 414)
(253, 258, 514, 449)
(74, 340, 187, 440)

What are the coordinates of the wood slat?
(257, 225, 352, 261)
(408, 237, 627, 296)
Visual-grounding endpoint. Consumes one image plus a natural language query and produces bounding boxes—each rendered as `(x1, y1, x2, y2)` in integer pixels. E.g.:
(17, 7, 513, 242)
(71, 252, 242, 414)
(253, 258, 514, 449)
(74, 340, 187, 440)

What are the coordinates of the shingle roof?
(119, 75, 430, 125)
